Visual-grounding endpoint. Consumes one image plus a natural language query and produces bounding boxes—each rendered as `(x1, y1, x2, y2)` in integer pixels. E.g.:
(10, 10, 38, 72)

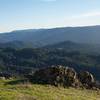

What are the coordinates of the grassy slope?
(0, 79, 100, 100)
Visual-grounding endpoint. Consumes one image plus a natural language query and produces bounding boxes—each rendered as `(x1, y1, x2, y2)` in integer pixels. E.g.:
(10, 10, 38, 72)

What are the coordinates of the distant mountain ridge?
(0, 25, 100, 47)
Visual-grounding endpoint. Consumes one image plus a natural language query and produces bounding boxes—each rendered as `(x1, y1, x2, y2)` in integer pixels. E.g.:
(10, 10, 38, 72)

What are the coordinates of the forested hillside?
(0, 47, 100, 81)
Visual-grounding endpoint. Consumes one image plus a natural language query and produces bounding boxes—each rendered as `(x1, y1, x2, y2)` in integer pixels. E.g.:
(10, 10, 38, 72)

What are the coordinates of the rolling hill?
(44, 41, 100, 54)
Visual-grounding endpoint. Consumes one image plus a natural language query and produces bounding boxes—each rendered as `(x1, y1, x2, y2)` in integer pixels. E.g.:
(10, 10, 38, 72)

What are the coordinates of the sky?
(0, 0, 100, 32)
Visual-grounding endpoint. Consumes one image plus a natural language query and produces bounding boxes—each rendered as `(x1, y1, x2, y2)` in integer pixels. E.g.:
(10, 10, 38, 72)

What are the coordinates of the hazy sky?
(0, 0, 100, 32)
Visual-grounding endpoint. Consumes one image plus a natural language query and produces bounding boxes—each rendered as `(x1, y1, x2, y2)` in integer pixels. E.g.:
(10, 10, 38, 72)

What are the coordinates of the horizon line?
(0, 24, 100, 33)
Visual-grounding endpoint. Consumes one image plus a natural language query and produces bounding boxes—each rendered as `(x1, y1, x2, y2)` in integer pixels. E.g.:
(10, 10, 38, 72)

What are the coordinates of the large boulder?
(33, 65, 81, 87)
(79, 71, 95, 89)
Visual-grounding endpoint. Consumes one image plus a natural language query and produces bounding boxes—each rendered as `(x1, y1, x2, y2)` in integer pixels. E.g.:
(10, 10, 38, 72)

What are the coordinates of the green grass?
(0, 79, 100, 100)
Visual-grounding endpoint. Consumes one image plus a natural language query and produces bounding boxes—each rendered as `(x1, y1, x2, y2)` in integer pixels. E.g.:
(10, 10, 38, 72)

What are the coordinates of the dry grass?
(0, 79, 100, 100)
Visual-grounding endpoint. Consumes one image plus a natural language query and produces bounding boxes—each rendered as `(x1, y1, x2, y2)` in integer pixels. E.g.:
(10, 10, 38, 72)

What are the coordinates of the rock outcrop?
(31, 65, 99, 89)
(0, 72, 12, 79)
(79, 71, 95, 89)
